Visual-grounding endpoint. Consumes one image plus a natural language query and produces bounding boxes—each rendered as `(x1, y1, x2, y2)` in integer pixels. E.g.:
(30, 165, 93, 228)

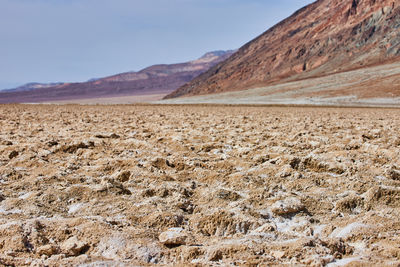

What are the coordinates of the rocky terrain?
(166, 0, 400, 100)
(1, 104, 400, 266)
(0, 51, 234, 104)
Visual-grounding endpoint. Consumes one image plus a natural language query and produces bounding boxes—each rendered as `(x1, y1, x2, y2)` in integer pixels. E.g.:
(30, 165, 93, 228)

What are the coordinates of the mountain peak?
(200, 50, 236, 59)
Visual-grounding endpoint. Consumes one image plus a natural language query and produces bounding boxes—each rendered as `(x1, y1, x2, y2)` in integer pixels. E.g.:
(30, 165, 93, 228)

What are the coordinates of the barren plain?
(1, 104, 400, 266)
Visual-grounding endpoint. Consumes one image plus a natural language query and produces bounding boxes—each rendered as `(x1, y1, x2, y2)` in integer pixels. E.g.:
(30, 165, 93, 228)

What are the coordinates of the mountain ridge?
(3, 82, 64, 93)
(0, 50, 234, 103)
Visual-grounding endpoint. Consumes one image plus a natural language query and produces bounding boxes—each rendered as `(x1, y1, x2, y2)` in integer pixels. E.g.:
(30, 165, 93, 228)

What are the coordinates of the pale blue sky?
(0, 0, 314, 89)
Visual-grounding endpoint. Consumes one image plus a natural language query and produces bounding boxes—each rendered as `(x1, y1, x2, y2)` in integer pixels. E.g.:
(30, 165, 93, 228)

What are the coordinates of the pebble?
(159, 228, 188, 247)
(271, 197, 305, 216)
(8, 151, 18, 159)
(60, 237, 89, 256)
(36, 244, 58, 256)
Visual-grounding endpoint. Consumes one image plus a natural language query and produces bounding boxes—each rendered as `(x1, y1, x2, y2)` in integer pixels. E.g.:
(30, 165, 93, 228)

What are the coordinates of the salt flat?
(0, 104, 399, 266)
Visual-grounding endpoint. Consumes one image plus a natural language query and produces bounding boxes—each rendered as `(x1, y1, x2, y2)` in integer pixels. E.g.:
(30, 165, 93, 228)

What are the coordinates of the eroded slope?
(167, 0, 400, 99)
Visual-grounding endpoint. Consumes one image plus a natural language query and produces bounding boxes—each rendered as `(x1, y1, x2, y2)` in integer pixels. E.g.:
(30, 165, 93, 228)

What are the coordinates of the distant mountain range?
(4, 0, 399, 105)
(165, 0, 400, 104)
(2, 82, 65, 93)
(0, 50, 234, 103)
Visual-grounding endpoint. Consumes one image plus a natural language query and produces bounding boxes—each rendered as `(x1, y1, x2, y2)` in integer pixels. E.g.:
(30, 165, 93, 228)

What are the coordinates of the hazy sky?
(0, 0, 314, 89)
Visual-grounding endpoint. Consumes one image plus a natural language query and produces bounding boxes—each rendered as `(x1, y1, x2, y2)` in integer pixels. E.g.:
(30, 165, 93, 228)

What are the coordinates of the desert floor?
(45, 94, 166, 105)
(0, 104, 400, 266)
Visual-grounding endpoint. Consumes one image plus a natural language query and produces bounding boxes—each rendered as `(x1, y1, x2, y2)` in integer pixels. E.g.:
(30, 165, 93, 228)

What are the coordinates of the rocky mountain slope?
(165, 0, 400, 99)
(0, 51, 234, 103)
(161, 60, 400, 106)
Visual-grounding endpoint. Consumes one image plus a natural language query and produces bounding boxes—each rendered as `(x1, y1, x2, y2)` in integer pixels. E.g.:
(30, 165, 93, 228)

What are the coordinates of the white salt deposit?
(329, 223, 369, 239)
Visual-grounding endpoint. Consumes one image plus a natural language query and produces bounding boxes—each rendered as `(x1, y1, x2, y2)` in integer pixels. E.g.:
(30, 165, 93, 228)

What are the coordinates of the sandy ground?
(0, 104, 400, 266)
(42, 94, 166, 105)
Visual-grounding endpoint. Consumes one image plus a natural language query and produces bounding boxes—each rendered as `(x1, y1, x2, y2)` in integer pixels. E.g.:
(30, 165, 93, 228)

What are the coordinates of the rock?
(216, 189, 241, 201)
(364, 186, 400, 207)
(99, 179, 132, 195)
(60, 237, 89, 256)
(277, 165, 292, 178)
(271, 197, 305, 216)
(177, 200, 194, 214)
(336, 195, 364, 214)
(159, 228, 188, 247)
(320, 238, 354, 255)
(329, 223, 369, 239)
(36, 244, 58, 256)
(293, 172, 303, 179)
(252, 223, 276, 233)
(151, 158, 175, 170)
(112, 170, 131, 183)
(195, 211, 260, 236)
(110, 133, 120, 138)
(181, 246, 204, 262)
(8, 150, 18, 159)
(253, 155, 270, 164)
(387, 168, 400, 180)
(271, 250, 286, 259)
(395, 138, 400, 146)
(61, 141, 94, 153)
(289, 157, 301, 170)
(141, 212, 184, 229)
(142, 188, 156, 197)
(95, 133, 120, 139)
(207, 249, 223, 261)
(47, 140, 59, 147)
(326, 161, 345, 175)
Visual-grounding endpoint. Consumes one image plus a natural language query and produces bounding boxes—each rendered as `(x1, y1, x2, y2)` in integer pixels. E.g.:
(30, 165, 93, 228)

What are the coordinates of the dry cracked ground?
(0, 104, 400, 266)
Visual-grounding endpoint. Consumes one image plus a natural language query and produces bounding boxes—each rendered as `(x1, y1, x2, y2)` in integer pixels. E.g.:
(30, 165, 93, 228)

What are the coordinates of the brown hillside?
(165, 0, 400, 99)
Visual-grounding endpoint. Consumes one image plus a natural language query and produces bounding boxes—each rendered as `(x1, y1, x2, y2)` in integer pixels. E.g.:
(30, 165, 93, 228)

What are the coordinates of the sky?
(0, 0, 314, 90)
